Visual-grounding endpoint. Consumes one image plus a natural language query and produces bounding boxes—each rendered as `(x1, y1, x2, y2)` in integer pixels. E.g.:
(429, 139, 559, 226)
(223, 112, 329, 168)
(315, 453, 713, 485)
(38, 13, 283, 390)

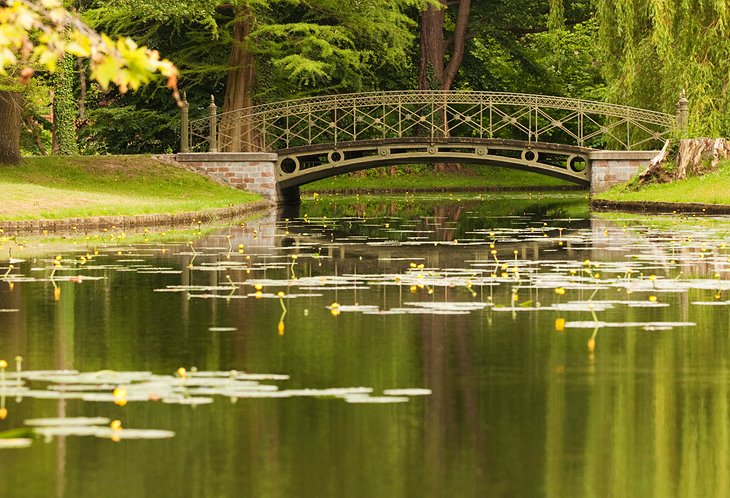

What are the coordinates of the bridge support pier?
(588, 150, 659, 193)
(176, 152, 283, 204)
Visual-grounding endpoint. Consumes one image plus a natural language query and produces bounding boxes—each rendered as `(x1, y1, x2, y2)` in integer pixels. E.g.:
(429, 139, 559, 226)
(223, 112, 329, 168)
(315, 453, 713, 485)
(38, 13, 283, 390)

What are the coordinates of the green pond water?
(1, 193, 730, 497)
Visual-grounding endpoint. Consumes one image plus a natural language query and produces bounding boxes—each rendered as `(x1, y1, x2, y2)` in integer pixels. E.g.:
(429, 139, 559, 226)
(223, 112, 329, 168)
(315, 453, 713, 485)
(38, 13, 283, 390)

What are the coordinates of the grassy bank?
(595, 159, 730, 205)
(300, 164, 576, 192)
(0, 156, 260, 221)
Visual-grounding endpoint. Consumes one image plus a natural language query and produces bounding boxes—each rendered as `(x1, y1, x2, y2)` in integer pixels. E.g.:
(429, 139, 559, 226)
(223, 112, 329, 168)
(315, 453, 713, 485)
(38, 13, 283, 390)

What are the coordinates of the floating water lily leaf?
(162, 396, 215, 405)
(24, 417, 110, 427)
(565, 321, 696, 329)
(0, 439, 33, 449)
(382, 388, 432, 396)
(344, 395, 410, 404)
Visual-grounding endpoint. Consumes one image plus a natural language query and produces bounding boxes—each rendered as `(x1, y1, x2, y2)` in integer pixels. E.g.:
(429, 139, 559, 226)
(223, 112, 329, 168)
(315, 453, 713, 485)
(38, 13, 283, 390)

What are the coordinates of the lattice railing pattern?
(188, 91, 677, 153)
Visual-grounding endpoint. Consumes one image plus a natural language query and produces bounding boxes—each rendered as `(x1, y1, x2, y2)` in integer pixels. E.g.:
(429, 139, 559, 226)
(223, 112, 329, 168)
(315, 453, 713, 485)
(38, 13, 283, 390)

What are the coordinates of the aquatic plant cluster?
(0, 364, 430, 449)
(1, 203, 729, 450)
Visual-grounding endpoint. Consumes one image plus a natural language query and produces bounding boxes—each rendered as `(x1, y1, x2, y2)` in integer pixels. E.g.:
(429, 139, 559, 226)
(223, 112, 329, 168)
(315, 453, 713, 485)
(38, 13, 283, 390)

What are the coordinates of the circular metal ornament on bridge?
(428, 146, 437, 154)
(328, 151, 343, 162)
(521, 150, 538, 163)
(279, 157, 300, 175)
(566, 155, 588, 173)
(378, 147, 390, 156)
(475, 147, 487, 156)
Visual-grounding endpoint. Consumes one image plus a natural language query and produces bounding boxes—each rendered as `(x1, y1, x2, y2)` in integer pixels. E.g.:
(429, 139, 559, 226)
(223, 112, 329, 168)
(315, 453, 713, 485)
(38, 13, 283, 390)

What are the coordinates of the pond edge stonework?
(0, 200, 271, 234)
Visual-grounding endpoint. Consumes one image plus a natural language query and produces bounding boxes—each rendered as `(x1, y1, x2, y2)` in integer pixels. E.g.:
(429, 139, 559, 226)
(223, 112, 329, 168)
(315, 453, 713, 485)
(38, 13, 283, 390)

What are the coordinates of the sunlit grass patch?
(0, 155, 260, 220)
(596, 159, 730, 205)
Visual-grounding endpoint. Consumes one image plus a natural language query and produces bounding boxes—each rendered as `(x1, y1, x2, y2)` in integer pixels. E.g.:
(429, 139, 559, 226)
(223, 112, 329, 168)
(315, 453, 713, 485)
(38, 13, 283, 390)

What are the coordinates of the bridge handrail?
(189, 90, 677, 128)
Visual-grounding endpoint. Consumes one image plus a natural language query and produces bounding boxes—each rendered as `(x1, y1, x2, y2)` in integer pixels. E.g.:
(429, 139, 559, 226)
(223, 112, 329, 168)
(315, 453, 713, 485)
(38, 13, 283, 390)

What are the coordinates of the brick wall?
(176, 153, 279, 203)
(588, 151, 659, 193)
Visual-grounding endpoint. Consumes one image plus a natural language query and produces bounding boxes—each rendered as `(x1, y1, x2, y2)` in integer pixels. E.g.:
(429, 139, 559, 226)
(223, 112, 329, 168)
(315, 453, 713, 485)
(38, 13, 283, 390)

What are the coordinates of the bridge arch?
(275, 138, 591, 188)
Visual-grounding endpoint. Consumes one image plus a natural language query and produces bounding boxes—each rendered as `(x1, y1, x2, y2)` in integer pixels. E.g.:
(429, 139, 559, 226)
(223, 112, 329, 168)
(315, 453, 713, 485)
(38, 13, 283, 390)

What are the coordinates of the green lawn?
(595, 159, 730, 205)
(300, 164, 576, 191)
(0, 155, 261, 221)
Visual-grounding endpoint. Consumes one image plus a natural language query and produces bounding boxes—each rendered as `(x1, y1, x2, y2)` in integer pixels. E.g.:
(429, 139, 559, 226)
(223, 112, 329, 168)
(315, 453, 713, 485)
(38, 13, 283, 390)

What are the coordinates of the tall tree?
(596, 0, 730, 136)
(418, 0, 472, 91)
(221, 6, 256, 151)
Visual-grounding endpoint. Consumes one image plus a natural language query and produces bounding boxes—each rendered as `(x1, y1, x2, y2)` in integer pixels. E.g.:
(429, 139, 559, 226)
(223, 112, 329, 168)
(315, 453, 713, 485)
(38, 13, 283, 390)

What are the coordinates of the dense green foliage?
(596, 0, 730, 136)
(52, 54, 79, 155)
(9, 0, 728, 156)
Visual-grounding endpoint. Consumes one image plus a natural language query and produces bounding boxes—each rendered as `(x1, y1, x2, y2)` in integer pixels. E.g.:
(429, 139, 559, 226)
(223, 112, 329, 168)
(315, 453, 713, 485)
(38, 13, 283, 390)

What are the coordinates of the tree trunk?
(418, 0, 472, 92)
(640, 138, 730, 184)
(221, 6, 256, 152)
(418, 0, 472, 172)
(0, 90, 21, 165)
(418, 1, 445, 91)
(77, 58, 87, 121)
(441, 0, 471, 91)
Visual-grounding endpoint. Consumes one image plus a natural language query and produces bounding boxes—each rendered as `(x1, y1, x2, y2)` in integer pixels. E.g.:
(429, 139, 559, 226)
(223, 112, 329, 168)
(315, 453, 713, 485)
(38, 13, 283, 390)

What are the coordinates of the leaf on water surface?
(208, 327, 238, 332)
(233, 391, 294, 398)
(47, 384, 117, 392)
(325, 304, 380, 313)
(0, 439, 34, 449)
(382, 388, 432, 396)
(34, 426, 106, 437)
(344, 395, 410, 404)
(280, 387, 373, 397)
(33, 426, 175, 440)
(185, 385, 279, 397)
(565, 321, 696, 329)
(24, 417, 111, 427)
(161, 396, 215, 405)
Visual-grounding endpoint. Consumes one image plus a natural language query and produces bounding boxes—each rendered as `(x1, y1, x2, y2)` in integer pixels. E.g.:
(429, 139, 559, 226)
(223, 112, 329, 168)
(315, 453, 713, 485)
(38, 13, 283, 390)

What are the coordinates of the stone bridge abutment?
(177, 149, 658, 204)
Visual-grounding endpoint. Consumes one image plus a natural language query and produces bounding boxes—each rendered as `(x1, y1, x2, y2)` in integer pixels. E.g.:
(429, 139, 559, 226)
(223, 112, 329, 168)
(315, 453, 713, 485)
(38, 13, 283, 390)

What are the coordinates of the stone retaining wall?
(589, 150, 659, 193)
(176, 152, 279, 203)
(0, 201, 270, 234)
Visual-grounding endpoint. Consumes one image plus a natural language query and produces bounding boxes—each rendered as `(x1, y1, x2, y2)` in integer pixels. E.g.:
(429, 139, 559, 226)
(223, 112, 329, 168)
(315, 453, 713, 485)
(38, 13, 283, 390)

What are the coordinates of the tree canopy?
(596, 0, 730, 136)
(2, 0, 728, 159)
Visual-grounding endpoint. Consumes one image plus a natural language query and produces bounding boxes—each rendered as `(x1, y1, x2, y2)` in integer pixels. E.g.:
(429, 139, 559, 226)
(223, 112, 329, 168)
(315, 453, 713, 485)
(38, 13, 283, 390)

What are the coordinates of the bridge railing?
(186, 90, 678, 153)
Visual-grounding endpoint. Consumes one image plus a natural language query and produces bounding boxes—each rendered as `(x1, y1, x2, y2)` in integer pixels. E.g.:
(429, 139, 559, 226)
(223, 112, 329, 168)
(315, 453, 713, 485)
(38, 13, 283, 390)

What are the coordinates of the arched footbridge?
(176, 91, 682, 204)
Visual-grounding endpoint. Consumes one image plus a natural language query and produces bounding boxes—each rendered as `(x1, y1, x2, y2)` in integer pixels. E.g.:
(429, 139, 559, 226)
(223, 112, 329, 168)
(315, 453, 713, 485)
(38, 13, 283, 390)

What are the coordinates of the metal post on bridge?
(208, 95, 218, 153)
(179, 91, 189, 153)
(676, 90, 689, 138)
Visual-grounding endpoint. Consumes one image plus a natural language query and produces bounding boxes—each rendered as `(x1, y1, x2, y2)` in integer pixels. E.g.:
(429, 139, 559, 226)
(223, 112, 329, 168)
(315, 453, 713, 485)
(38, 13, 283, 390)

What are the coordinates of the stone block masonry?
(588, 150, 659, 193)
(176, 152, 281, 203)
(178, 150, 661, 202)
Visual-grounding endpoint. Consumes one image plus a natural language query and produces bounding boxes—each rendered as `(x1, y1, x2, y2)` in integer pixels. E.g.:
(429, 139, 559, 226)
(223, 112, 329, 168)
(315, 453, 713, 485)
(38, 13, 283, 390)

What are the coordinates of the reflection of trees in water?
(295, 197, 588, 243)
(422, 313, 487, 494)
